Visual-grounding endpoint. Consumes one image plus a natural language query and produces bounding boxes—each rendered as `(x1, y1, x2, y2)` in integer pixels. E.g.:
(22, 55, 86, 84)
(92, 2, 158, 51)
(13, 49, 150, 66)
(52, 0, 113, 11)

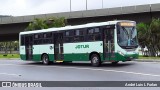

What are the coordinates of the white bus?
(19, 20, 139, 66)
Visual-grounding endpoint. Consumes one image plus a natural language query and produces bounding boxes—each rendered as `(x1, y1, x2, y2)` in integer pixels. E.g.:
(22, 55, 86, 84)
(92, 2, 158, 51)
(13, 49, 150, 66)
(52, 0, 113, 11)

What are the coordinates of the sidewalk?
(0, 58, 20, 60)
(134, 59, 160, 62)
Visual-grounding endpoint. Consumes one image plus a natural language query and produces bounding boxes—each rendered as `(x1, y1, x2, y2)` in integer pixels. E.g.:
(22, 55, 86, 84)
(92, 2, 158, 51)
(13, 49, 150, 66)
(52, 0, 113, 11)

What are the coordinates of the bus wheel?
(91, 54, 101, 67)
(42, 54, 50, 65)
(111, 61, 119, 65)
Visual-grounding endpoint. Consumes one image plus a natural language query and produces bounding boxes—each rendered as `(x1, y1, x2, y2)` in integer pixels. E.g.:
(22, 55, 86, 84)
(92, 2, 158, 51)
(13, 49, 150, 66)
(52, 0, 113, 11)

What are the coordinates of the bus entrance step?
(55, 60, 63, 63)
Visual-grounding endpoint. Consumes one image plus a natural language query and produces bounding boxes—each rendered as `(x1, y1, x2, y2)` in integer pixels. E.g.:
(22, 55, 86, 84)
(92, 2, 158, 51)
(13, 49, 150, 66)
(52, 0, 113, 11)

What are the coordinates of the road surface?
(0, 60, 160, 90)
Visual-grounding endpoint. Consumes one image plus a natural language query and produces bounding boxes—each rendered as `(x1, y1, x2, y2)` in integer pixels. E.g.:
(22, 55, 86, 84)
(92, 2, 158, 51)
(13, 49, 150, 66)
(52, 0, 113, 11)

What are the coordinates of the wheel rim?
(43, 55, 48, 64)
(92, 57, 98, 64)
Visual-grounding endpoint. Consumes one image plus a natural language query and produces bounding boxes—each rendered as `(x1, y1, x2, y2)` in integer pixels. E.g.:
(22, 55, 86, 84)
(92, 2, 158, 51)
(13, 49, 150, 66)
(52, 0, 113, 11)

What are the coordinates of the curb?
(134, 59, 160, 62)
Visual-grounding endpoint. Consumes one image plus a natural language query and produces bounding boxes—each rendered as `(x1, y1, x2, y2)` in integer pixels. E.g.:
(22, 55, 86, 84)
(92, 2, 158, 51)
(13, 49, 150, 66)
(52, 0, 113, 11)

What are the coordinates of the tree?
(25, 18, 48, 31)
(137, 23, 148, 56)
(25, 17, 67, 31)
(137, 18, 160, 57)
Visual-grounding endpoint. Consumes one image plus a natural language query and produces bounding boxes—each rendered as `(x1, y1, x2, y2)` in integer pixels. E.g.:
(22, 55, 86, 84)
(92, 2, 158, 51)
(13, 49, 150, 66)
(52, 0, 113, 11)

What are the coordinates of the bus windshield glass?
(117, 22, 138, 49)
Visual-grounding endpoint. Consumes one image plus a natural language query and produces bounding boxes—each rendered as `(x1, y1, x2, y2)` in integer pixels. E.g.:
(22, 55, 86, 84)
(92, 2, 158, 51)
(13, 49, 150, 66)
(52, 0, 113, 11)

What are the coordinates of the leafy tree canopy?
(137, 18, 160, 56)
(25, 17, 67, 31)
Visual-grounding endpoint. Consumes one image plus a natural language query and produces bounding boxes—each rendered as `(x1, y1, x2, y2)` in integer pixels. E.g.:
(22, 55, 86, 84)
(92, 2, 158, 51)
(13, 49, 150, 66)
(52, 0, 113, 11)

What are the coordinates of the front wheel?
(42, 54, 50, 65)
(91, 54, 101, 67)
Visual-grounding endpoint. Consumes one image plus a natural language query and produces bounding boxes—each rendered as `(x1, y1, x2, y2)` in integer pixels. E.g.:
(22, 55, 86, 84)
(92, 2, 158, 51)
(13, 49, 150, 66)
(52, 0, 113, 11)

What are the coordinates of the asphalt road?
(0, 60, 160, 90)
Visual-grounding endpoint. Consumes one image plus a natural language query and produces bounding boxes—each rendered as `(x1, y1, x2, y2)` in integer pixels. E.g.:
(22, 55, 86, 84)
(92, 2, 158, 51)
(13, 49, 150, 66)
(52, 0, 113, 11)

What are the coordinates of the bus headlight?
(118, 51, 125, 56)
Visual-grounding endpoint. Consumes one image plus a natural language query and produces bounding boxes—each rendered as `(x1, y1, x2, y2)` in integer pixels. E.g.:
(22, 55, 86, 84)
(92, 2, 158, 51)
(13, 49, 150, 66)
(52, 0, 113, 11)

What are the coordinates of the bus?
(19, 20, 139, 66)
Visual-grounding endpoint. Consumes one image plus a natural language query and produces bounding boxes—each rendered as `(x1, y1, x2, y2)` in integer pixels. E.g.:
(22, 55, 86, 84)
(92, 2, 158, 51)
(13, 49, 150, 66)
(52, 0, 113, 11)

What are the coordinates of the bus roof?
(20, 20, 135, 35)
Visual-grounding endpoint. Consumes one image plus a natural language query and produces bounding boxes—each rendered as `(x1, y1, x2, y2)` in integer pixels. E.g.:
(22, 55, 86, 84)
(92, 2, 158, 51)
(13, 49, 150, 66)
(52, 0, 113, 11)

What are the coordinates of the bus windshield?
(117, 23, 138, 49)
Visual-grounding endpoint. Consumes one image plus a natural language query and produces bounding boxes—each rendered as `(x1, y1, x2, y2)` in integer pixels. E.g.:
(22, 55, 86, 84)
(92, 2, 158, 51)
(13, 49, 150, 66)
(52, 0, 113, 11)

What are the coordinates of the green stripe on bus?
(20, 54, 54, 61)
(115, 53, 139, 61)
(20, 55, 26, 60)
(20, 53, 138, 62)
(64, 53, 104, 61)
(64, 53, 89, 61)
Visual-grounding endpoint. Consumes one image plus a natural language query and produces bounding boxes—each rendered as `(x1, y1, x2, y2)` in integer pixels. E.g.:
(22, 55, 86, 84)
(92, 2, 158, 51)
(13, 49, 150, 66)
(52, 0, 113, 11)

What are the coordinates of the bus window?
(75, 29, 84, 36)
(73, 29, 84, 42)
(21, 35, 25, 45)
(34, 34, 39, 39)
(88, 28, 94, 34)
(75, 30, 80, 36)
(64, 37, 73, 43)
(87, 27, 101, 41)
(65, 31, 70, 36)
(74, 36, 84, 42)
(95, 28, 100, 33)
(94, 34, 101, 41)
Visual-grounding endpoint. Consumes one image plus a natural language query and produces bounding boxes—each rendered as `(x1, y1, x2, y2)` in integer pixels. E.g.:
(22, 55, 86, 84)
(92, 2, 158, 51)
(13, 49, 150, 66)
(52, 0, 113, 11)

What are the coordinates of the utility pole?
(149, 4, 152, 21)
(86, 0, 87, 10)
(102, 0, 103, 8)
(70, 0, 72, 12)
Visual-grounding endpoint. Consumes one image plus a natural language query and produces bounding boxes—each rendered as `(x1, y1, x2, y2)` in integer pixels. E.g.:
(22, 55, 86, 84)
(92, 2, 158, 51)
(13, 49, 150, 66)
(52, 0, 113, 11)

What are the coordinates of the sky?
(0, 0, 160, 16)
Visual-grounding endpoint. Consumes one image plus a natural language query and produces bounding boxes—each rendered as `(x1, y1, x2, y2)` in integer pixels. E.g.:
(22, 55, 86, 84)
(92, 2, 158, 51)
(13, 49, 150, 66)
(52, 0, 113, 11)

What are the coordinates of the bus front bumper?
(115, 53, 139, 62)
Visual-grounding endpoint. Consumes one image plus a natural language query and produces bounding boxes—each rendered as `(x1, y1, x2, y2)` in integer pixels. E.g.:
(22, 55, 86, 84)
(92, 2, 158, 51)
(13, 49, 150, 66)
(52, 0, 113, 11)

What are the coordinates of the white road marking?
(0, 73, 21, 77)
(0, 63, 160, 77)
(50, 66, 160, 77)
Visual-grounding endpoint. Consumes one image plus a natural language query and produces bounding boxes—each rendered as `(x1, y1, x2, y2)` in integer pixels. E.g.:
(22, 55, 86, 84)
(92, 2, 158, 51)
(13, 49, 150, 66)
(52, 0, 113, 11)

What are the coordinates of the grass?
(0, 54, 20, 58)
(139, 55, 160, 60)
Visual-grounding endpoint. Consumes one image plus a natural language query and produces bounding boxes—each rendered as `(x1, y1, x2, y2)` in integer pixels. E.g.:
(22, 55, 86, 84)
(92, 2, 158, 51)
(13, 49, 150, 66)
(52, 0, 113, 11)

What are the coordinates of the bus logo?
(75, 45, 89, 49)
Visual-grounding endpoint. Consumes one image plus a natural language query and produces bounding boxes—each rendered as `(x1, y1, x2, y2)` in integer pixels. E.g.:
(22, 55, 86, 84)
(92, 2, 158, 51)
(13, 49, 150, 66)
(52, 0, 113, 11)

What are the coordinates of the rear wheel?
(91, 54, 101, 67)
(42, 54, 50, 65)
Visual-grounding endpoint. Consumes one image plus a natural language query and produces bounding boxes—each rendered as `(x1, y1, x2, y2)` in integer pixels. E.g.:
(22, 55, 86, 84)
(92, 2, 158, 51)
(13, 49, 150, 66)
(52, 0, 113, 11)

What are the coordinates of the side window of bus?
(94, 28, 101, 40)
(74, 29, 84, 42)
(34, 34, 38, 45)
(21, 35, 25, 45)
(87, 27, 101, 41)
(43, 32, 53, 44)
(34, 33, 43, 45)
(64, 30, 73, 43)
(34, 34, 38, 39)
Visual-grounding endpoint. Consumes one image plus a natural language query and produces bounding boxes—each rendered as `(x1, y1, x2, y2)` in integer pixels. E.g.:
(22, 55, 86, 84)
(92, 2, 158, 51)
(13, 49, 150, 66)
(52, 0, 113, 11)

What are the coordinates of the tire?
(42, 54, 50, 65)
(91, 54, 101, 67)
(111, 61, 119, 65)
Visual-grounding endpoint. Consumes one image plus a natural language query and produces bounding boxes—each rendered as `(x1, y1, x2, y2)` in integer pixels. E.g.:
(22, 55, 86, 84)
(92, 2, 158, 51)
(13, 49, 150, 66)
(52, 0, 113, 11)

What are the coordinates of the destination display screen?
(120, 22, 135, 27)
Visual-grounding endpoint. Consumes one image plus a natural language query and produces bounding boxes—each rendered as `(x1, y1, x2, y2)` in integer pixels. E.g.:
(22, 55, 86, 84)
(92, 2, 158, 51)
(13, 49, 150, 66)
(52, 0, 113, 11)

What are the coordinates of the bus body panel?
(20, 46, 26, 60)
(32, 44, 54, 61)
(63, 41, 103, 61)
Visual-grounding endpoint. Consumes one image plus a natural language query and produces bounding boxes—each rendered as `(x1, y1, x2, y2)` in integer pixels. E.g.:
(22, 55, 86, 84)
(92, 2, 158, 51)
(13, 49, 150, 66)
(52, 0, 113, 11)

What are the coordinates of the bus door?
(54, 33, 64, 61)
(103, 26, 115, 61)
(25, 35, 33, 60)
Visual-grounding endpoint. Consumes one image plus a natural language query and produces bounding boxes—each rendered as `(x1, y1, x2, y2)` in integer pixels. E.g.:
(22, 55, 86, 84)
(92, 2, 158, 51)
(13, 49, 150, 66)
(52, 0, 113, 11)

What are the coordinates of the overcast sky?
(0, 0, 160, 16)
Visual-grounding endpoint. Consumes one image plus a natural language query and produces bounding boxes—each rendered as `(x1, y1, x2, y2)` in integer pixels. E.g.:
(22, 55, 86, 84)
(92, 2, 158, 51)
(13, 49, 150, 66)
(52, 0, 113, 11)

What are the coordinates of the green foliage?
(25, 17, 67, 31)
(0, 41, 19, 54)
(137, 18, 160, 56)
(0, 54, 20, 58)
